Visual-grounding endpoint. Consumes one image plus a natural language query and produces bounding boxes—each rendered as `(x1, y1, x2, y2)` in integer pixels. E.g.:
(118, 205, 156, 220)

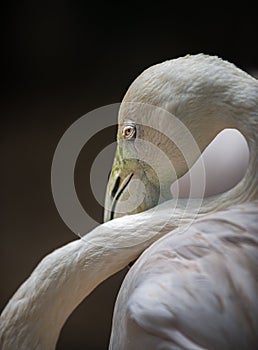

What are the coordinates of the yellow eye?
(122, 125, 136, 140)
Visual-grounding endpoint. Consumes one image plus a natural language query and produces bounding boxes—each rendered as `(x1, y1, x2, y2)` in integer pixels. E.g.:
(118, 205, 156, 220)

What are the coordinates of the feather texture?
(110, 201, 258, 349)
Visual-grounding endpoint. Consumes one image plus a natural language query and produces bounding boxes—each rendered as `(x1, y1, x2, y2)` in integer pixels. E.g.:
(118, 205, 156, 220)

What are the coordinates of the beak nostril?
(111, 176, 121, 199)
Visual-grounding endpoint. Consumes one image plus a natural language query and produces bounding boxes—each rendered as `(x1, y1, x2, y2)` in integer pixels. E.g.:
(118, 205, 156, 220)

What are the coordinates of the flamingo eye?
(122, 124, 136, 140)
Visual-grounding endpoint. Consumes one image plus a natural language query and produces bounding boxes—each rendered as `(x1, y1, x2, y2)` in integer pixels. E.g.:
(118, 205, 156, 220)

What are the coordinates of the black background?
(1, 2, 257, 349)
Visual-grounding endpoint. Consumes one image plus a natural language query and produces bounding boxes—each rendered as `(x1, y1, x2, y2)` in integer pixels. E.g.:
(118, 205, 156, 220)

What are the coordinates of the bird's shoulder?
(124, 201, 258, 349)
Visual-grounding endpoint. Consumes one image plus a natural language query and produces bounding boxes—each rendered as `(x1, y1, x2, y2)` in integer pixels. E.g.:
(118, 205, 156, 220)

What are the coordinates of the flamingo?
(0, 54, 257, 349)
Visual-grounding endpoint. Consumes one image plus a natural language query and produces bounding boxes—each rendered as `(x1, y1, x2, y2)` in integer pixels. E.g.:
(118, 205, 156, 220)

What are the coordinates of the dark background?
(1, 2, 257, 349)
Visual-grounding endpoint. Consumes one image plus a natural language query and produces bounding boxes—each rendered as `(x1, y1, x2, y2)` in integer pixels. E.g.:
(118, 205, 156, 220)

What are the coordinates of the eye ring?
(122, 124, 136, 140)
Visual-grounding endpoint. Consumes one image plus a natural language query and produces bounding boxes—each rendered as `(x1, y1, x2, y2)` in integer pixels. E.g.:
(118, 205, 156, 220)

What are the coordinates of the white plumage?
(1, 54, 258, 349)
(110, 201, 258, 349)
(106, 54, 258, 349)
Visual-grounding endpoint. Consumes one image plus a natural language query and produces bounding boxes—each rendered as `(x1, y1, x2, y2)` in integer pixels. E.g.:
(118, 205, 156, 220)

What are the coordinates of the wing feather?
(110, 201, 258, 350)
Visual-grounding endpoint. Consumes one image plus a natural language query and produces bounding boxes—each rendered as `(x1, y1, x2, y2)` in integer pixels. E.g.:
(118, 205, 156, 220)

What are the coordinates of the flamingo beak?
(104, 168, 134, 222)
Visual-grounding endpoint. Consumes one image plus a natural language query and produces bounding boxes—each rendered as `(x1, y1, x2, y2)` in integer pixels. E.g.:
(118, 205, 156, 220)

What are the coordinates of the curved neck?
(177, 71, 258, 214)
(1, 129, 257, 349)
(0, 209, 174, 350)
(1, 58, 258, 350)
(200, 116, 258, 214)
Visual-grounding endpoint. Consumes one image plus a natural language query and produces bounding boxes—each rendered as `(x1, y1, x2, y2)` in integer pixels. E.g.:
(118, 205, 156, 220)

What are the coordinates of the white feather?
(1, 54, 258, 349)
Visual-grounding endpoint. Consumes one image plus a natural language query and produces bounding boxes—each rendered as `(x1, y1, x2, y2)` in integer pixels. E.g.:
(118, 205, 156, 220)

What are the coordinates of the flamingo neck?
(0, 210, 172, 350)
(173, 65, 258, 215)
(200, 111, 258, 214)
